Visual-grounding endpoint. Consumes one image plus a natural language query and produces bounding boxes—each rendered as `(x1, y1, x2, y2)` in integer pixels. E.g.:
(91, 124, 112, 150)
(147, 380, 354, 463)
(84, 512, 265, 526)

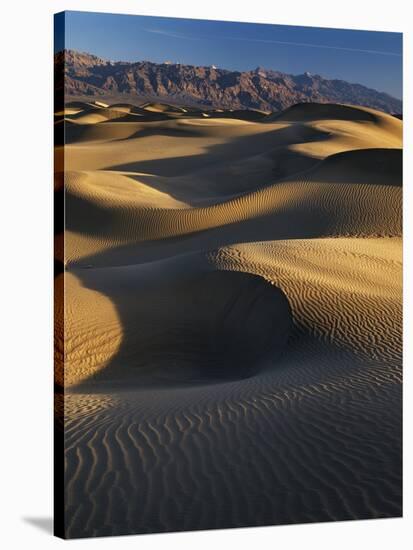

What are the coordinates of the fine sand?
(55, 101, 402, 538)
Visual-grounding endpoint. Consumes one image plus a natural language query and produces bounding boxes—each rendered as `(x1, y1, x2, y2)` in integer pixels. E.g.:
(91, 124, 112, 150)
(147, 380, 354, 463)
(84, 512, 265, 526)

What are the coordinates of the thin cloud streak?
(228, 36, 402, 56)
(144, 28, 201, 41)
(144, 28, 401, 57)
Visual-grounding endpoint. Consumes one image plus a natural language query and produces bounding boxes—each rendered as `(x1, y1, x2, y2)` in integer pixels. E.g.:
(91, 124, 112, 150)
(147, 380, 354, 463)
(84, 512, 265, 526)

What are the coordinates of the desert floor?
(55, 100, 402, 538)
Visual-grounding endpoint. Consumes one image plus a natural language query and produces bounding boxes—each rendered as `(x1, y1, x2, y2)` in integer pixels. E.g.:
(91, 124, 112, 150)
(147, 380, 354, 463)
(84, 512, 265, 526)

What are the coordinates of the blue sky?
(60, 11, 402, 99)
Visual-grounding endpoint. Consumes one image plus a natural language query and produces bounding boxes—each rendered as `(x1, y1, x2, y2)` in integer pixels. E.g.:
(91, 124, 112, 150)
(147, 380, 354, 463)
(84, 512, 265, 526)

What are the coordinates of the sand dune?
(57, 102, 402, 538)
(63, 147, 401, 264)
(268, 102, 395, 122)
(61, 269, 292, 386)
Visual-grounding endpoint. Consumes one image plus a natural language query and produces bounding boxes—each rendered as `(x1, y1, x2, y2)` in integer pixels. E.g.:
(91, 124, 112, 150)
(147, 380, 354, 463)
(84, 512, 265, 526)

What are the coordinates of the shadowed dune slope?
(310, 147, 402, 185)
(60, 269, 292, 387)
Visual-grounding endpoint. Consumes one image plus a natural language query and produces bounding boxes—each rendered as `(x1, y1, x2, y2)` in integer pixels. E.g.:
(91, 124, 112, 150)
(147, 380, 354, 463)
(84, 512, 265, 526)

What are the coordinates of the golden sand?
(57, 101, 402, 537)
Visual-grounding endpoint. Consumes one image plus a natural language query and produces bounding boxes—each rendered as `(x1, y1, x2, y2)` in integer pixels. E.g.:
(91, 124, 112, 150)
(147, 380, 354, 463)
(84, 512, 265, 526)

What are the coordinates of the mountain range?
(55, 49, 402, 114)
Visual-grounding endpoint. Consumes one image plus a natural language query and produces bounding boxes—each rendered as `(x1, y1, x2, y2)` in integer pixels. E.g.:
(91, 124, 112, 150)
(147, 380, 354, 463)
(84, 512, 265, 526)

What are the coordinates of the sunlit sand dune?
(63, 147, 401, 263)
(57, 101, 402, 538)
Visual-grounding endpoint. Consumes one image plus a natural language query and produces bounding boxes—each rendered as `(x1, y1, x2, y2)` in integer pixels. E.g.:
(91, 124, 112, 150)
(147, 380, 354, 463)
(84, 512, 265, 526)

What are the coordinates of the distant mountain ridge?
(55, 49, 402, 114)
